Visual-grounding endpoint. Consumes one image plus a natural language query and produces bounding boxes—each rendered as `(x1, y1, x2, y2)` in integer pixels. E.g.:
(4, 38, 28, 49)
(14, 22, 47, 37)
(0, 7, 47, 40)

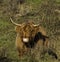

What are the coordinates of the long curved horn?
(10, 17, 21, 26)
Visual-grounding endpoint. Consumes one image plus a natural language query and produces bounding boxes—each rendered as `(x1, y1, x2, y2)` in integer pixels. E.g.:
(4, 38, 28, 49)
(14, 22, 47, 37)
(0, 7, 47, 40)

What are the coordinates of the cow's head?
(10, 18, 39, 43)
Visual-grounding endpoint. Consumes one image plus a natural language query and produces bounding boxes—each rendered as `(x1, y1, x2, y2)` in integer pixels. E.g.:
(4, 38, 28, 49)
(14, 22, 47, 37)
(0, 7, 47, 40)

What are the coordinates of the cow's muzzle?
(23, 38, 29, 43)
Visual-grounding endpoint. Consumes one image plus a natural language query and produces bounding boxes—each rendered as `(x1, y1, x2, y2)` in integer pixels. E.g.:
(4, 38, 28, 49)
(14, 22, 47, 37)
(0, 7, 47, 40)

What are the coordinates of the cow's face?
(15, 23, 39, 43)
(10, 18, 39, 43)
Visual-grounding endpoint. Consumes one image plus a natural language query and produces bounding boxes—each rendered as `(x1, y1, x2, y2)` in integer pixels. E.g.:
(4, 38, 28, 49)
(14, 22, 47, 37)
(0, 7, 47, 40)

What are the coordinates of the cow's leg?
(17, 47, 24, 57)
(17, 45, 29, 58)
(40, 39, 49, 58)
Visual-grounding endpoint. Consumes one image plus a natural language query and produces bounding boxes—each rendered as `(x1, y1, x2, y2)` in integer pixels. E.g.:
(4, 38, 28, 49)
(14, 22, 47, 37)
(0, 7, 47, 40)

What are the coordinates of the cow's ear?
(15, 26, 21, 32)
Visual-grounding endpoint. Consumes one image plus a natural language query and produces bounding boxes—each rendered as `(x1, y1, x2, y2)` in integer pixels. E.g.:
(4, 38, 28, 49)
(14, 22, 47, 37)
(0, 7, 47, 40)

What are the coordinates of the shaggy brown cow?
(10, 18, 58, 59)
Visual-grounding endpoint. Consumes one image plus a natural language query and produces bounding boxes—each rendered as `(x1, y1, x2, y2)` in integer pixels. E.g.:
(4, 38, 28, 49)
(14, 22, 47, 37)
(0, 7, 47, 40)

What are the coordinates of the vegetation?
(0, 0, 60, 62)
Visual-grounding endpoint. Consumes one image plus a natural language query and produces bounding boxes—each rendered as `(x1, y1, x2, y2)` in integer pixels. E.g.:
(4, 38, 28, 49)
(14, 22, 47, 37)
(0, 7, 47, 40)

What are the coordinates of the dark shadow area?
(48, 49, 58, 59)
(41, 48, 58, 59)
(34, 32, 49, 44)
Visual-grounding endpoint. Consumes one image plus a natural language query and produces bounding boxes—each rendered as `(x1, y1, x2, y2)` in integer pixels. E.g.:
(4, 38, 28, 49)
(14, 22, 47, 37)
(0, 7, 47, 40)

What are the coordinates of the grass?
(0, 0, 60, 62)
